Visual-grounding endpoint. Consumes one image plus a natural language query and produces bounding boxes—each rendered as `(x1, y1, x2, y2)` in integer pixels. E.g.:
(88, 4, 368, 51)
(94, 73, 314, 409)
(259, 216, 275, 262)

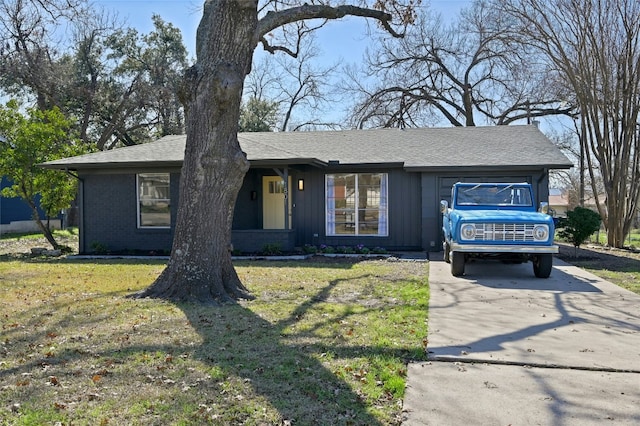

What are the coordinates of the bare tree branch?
(257, 4, 402, 43)
(344, 2, 575, 128)
(495, 0, 640, 247)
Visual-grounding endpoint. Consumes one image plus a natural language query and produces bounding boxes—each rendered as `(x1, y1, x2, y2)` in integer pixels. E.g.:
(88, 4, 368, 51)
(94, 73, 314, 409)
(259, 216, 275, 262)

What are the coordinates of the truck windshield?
(456, 184, 533, 207)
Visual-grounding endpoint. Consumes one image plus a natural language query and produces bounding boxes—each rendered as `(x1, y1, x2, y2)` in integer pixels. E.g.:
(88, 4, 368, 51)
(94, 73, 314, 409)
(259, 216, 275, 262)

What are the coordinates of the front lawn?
(0, 258, 428, 425)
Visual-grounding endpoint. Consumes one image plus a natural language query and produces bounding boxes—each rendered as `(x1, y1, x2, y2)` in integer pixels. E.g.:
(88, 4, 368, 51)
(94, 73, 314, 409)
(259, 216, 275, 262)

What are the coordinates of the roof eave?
(248, 158, 327, 168)
(404, 163, 574, 172)
(39, 160, 184, 171)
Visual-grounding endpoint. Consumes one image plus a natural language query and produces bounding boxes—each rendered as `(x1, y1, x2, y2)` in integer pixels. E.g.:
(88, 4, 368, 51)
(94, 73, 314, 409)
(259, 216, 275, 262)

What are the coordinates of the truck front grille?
(472, 223, 536, 242)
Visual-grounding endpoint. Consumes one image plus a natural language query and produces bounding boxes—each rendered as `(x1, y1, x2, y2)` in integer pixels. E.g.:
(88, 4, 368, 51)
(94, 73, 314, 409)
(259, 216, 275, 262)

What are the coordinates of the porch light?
(250, 190, 258, 200)
(298, 179, 304, 191)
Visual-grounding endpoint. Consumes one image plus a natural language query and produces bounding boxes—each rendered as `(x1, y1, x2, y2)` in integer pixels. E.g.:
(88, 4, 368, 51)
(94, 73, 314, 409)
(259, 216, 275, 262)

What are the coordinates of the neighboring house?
(0, 176, 62, 235)
(42, 125, 572, 254)
(548, 188, 570, 218)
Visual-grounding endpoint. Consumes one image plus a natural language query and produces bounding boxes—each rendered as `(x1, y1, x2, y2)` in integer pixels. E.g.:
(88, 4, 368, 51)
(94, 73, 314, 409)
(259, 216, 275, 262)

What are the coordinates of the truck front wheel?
(451, 251, 465, 277)
(533, 254, 553, 278)
(444, 242, 451, 263)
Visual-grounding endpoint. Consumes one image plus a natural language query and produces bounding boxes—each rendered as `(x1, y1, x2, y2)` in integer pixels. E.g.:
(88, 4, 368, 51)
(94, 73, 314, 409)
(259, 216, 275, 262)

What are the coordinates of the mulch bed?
(556, 241, 640, 270)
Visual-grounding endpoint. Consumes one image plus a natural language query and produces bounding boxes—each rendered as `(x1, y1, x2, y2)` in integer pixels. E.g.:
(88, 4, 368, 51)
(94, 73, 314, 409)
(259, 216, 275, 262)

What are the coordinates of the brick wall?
(232, 229, 296, 253)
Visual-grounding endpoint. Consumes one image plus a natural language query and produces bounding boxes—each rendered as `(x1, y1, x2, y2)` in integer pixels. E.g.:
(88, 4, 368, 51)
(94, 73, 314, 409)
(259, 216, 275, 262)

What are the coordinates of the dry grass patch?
(0, 258, 428, 425)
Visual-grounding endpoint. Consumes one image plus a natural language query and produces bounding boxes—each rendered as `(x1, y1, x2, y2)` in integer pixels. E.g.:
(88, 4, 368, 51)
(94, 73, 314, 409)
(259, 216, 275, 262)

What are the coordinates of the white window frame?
(325, 173, 388, 237)
(137, 173, 171, 229)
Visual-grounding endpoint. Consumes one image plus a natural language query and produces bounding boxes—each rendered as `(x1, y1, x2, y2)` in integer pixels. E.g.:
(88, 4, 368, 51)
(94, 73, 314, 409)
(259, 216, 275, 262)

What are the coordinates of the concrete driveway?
(403, 257, 640, 425)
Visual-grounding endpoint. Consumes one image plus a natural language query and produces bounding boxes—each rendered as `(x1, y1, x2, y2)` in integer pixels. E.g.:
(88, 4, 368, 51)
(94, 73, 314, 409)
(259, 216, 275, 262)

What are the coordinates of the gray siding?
(77, 167, 553, 255)
(293, 167, 422, 251)
(232, 230, 296, 253)
(80, 173, 178, 254)
(234, 169, 262, 230)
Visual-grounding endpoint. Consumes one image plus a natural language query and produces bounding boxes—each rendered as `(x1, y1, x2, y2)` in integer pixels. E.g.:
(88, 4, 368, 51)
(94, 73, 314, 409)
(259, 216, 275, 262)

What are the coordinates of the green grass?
(557, 227, 640, 295)
(586, 268, 640, 295)
(0, 258, 428, 425)
(586, 228, 640, 247)
(564, 257, 640, 295)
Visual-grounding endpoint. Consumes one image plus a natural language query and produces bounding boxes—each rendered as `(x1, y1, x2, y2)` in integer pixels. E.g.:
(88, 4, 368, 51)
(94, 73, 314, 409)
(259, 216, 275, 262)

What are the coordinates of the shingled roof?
(42, 125, 572, 171)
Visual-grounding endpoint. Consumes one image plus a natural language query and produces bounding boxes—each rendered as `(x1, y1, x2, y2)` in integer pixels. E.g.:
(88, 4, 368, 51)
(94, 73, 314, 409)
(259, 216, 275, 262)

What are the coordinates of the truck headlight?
(460, 224, 476, 240)
(533, 225, 549, 241)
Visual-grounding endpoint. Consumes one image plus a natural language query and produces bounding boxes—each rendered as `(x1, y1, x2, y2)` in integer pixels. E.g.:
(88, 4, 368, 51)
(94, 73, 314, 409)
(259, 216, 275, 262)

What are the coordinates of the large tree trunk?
(138, 1, 257, 304)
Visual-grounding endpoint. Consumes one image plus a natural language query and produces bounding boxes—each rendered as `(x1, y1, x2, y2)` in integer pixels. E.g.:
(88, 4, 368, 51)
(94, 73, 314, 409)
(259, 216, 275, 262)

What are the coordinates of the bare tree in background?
(548, 128, 597, 211)
(496, 0, 640, 248)
(245, 34, 342, 131)
(274, 36, 342, 131)
(345, 0, 573, 128)
(0, 0, 84, 109)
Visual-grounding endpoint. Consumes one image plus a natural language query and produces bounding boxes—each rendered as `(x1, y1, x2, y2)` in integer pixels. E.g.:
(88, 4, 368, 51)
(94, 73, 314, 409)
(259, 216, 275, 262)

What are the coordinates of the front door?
(263, 176, 292, 229)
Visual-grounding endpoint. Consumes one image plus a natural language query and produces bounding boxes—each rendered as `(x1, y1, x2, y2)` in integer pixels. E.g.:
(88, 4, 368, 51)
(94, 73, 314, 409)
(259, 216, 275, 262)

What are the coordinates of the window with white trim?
(326, 173, 388, 236)
(137, 173, 170, 228)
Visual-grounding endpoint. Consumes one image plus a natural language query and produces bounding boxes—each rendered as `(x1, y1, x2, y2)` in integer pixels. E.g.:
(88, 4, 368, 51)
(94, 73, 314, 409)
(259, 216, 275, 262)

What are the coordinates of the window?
(326, 173, 388, 236)
(137, 173, 170, 228)
(268, 179, 285, 194)
(455, 183, 533, 207)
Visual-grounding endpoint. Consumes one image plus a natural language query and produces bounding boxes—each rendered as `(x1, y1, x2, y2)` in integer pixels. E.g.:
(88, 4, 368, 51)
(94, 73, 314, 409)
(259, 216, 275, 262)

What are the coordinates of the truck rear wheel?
(533, 254, 553, 278)
(451, 251, 465, 276)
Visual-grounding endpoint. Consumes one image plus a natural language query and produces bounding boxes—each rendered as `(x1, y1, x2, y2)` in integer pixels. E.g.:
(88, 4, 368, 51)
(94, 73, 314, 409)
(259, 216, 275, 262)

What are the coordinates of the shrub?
(319, 245, 335, 254)
(90, 241, 108, 254)
(302, 244, 318, 254)
(557, 207, 602, 254)
(261, 243, 282, 256)
(336, 245, 355, 254)
(355, 244, 370, 254)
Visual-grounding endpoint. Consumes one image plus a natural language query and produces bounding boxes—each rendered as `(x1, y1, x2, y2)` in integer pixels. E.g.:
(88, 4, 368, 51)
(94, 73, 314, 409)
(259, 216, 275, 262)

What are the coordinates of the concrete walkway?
(403, 257, 640, 425)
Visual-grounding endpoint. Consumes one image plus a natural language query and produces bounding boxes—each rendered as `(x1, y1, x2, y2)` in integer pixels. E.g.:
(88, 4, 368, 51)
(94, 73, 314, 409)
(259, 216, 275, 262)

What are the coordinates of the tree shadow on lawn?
(180, 273, 424, 424)
(1, 263, 425, 424)
(557, 244, 640, 273)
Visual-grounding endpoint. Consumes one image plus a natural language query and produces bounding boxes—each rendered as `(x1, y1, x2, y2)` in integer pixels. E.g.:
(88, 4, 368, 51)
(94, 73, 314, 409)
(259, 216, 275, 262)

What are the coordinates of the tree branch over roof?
(257, 4, 403, 46)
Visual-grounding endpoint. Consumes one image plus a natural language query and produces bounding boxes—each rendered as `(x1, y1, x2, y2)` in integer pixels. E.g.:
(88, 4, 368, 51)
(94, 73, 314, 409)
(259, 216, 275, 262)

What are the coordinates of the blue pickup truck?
(441, 182, 558, 278)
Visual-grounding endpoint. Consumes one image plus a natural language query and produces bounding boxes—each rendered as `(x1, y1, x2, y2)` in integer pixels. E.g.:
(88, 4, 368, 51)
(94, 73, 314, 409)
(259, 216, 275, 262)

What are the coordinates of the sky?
(94, 0, 472, 65)
(92, 0, 569, 133)
(93, 0, 472, 126)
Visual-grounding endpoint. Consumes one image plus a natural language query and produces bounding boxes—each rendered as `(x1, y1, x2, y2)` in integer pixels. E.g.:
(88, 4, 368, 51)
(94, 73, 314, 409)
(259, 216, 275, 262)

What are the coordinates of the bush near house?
(557, 207, 602, 254)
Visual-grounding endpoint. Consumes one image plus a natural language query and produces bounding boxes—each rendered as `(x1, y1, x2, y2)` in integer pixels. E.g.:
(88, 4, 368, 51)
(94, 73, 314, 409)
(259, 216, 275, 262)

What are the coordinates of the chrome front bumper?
(450, 243, 559, 254)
